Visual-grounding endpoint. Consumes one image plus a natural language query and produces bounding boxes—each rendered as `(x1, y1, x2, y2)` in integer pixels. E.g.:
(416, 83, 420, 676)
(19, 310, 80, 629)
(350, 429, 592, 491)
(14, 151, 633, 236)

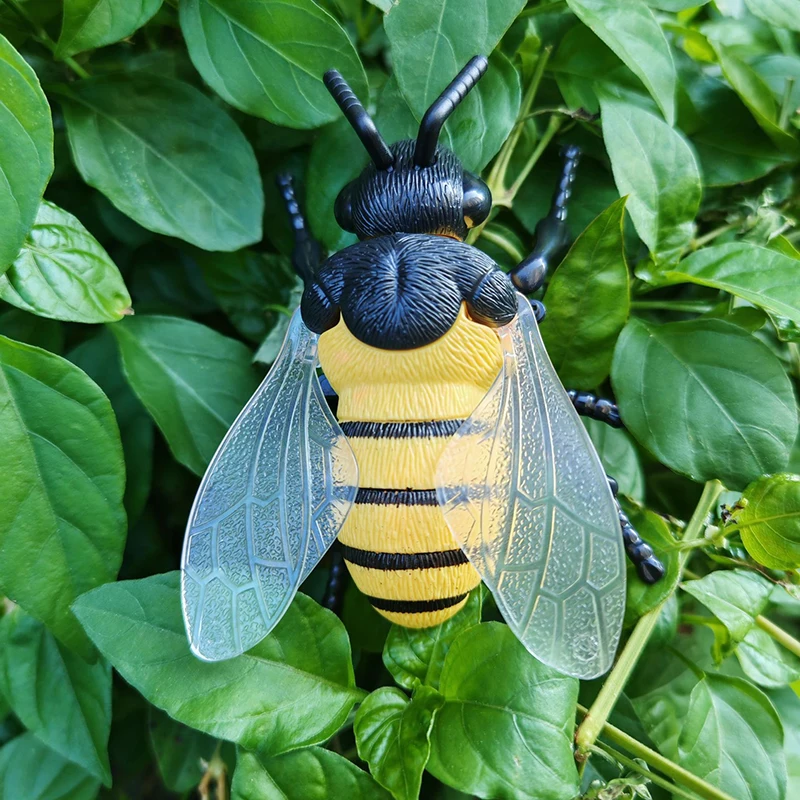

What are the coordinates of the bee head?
(325, 57, 492, 242)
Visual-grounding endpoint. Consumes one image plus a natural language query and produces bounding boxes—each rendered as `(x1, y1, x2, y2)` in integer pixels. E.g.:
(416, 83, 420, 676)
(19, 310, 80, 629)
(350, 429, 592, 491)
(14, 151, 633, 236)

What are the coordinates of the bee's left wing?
(181, 309, 358, 662)
(435, 293, 625, 679)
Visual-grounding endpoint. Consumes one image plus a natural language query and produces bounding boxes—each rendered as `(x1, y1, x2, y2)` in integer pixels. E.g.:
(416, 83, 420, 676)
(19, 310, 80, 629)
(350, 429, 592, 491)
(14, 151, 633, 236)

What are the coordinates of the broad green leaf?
(149, 707, 216, 793)
(59, 75, 263, 251)
(0, 609, 111, 784)
(738, 626, 800, 689)
(0, 34, 53, 273)
(72, 573, 363, 756)
(772, 687, 800, 797)
(599, 92, 701, 264)
(0, 200, 131, 323)
(232, 747, 390, 800)
(744, 0, 800, 31)
(584, 420, 645, 502)
(542, 197, 630, 387)
(663, 242, 800, 324)
(0, 336, 126, 656)
(384, 0, 525, 120)
(632, 668, 786, 800)
(0, 733, 100, 800)
(736, 474, 800, 570)
(110, 315, 259, 475)
(611, 319, 797, 489)
(69, 330, 153, 523)
(427, 623, 579, 800)
(355, 686, 443, 800)
(195, 250, 299, 343)
(56, 0, 163, 59)
(180, 0, 368, 129)
(382, 587, 483, 691)
(682, 569, 773, 641)
(714, 45, 800, 156)
(565, 0, 676, 124)
(624, 505, 680, 625)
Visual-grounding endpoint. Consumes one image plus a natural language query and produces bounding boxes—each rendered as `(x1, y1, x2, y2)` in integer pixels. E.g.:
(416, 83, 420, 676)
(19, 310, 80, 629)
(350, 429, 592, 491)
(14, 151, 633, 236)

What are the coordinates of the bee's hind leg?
(607, 476, 665, 585)
(567, 390, 623, 428)
(322, 547, 350, 615)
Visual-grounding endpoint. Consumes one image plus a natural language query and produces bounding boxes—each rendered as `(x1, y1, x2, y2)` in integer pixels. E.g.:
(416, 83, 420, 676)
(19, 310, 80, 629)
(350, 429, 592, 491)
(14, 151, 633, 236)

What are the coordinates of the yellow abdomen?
(318, 304, 503, 628)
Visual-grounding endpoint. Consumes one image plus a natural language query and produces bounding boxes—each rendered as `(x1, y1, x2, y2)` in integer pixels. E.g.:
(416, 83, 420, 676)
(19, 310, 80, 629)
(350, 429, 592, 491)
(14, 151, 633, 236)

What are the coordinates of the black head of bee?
(325, 56, 493, 242)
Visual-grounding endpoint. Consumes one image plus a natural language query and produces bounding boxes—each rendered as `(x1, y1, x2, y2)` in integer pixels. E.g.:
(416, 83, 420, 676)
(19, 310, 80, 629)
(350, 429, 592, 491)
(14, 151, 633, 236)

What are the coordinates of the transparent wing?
(435, 293, 625, 679)
(181, 309, 358, 662)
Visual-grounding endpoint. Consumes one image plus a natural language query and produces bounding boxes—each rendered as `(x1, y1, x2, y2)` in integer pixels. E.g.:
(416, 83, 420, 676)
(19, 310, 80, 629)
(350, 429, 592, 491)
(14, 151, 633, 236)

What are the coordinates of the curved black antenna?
(414, 55, 489, 167)
(323, 69, 394, 170)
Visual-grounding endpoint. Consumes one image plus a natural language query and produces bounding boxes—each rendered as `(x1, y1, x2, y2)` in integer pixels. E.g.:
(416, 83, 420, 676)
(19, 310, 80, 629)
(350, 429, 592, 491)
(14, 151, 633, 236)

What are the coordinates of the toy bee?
(181, 56, 664, 679)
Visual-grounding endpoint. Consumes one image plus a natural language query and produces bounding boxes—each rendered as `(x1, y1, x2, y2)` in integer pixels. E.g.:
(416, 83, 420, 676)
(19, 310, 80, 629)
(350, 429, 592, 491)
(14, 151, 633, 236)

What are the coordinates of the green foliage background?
(0, 0, 799, 798)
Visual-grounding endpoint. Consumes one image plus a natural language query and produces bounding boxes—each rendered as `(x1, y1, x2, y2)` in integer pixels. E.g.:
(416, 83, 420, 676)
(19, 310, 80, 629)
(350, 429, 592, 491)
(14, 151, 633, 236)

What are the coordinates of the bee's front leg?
(567, 390, 623, 428)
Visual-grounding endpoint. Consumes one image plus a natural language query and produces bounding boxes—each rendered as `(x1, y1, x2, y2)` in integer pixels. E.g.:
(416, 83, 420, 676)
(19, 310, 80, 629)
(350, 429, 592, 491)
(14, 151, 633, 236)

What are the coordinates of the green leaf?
(542, 197, 630, 387)
(180, 0, 368, 129)
(598, 91, 701, 264)
(714, 44, 800, 156)
(624, 505, 680, 625)
(744, 0, 800, 31)
(0, 336, 126, 656)
(232, 747, 390, 800)
(0, 308, 63, 353)
(632, 669, 786, 800)
(382, 587, 483, 692)
(110, 315, 259, 475)
(0, 609, 111, 784)
(738, 626, 800, 689)
(0, 733, 100, 800)
(427, 623, 579, 800)
(771, 687, 800, 797)
(148, 707, 216, 793)
(565, 0, 676, 124)
(56, 0, 163, 59)
(72, 573, 363, 757)
(59, 74, 263, 251)
(0, 200, 131, 323)
(195, 250, 299, 343)
(662, 242, 800, 325)
(611, 318, 797, 489)
(69, 330, 153, 523)
(355, 686, 444, 800)
(0, 34, 53, 273)
(736, 474, 800, 570)
(682, 569, 773, 642)
(584, 420, 645, 502)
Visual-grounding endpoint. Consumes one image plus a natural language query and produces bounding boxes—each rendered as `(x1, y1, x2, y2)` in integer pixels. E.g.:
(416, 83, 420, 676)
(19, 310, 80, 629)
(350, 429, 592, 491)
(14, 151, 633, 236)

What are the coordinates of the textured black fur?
(301, 232, 517, 349)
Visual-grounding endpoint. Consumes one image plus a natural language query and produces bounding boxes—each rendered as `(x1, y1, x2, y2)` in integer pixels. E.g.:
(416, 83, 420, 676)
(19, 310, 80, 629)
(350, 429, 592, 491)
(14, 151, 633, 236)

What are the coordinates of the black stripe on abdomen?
(340, 543, 468, 570)
(355, 488, 437, 506)
(340, 419, 465, 439)
(366, 594, 468, 613)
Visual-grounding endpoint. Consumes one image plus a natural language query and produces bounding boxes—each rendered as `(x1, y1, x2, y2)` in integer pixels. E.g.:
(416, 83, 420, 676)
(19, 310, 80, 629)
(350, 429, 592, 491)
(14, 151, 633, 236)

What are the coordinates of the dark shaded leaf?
(148, 707, 216, 793)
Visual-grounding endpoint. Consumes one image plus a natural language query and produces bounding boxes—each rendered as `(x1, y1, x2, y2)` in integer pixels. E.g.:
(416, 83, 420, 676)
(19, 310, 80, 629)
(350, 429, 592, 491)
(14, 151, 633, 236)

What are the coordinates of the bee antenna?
(323, 70, 394, 170)
(414, 55, 489, 168)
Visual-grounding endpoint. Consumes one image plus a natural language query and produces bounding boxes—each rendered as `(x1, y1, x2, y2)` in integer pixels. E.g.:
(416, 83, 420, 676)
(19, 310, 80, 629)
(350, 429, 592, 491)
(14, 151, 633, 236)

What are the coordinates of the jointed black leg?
(323, 547, 349, 615)
(277, 174, 324, 284)
(511, 145, 581, 294)
(568, 390, 623, 428)
(607, 476, 665, 585)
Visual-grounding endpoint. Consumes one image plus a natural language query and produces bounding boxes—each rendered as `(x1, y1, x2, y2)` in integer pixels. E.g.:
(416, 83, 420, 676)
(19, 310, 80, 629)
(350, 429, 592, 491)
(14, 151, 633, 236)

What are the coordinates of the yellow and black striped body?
(318, 304, 503, 628)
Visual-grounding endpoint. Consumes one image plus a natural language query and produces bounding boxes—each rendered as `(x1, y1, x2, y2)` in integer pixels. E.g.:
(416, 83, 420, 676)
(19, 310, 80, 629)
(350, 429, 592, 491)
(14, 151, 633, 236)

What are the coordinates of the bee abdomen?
(339, 544, 468, 570)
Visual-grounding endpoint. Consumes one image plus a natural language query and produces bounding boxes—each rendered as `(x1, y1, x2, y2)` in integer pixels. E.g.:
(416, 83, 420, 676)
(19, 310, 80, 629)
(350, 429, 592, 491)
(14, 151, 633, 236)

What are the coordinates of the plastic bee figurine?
(181, 56, 664, 679)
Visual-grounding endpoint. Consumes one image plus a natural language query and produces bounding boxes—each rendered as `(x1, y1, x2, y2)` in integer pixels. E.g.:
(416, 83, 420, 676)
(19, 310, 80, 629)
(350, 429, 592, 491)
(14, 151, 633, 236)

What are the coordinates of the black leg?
(276, 174, 324, 284)
(323, 547, 349, 615)
(568, 390, 623, 429)
(510, 145, 581, 294)
(607, 476, 665, 584)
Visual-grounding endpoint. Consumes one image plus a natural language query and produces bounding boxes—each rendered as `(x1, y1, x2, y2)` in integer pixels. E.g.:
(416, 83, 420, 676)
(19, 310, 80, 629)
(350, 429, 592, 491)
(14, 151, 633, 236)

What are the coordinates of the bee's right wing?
(181, 309, 358, 662)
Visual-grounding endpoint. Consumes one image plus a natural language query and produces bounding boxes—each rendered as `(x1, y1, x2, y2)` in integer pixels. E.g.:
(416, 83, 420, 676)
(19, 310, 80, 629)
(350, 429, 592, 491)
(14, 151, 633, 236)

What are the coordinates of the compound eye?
(462, 171, 492, 228)
(334, 183, 356, 233)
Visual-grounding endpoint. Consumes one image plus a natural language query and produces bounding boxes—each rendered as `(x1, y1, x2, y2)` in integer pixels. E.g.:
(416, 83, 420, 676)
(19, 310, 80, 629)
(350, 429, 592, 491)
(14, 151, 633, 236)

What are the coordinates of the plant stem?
(479, 227, 525, 263)
(756, 615, 800, 658)
(575, 481, 724, 760)
(690, 221, 740, 250)
(505, 114, 563, 201)
(631, 300, 716, 314)
(0, 0, 90, 78)
(577, 705, 737, 800)
(590, 742, 704, 800)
